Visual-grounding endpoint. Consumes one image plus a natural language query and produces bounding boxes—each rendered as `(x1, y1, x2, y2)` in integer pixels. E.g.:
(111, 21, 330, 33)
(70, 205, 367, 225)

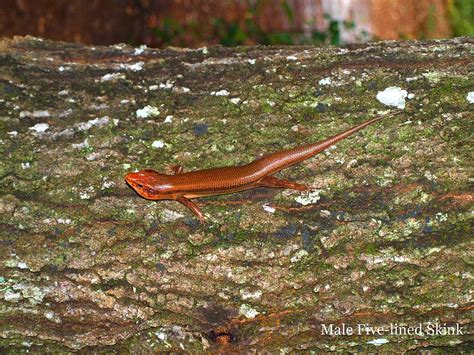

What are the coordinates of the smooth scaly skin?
(125, 111, 402, 223)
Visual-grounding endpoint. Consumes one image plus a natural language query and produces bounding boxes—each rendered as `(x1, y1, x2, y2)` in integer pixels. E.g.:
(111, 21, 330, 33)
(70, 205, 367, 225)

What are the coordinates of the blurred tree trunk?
(0, 0, 452, 47)
(0, 36, 472, 352)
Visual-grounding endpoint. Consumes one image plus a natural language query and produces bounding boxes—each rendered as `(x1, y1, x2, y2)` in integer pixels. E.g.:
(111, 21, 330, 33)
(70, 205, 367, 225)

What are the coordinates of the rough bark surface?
(0, 36, 472, 353)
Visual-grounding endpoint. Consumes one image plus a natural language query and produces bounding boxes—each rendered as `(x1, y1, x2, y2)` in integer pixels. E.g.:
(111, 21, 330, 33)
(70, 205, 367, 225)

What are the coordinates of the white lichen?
(320, 210, 331, 218)
(435, 212, 448, 222)
(87, 152, 100, 161)
(211, 89, 230, 96)
(318, 77, 332, 86)
(164, 115, 173, 123)
(90, 103, 108, 110)
(405, 76, 420, 82)
(44, 310, 62, 323)
(376, 86, 408, 109)
(76, 116, 110, 131)
(72, 138, 89, 149)
(57, 218, 72, 224)
(17, 262, 29, 269)
(78, 186, 94, 200)
(155, 330, 168, 341)
(28, 123, 49, 134)
(159, 81, 174, 89)
(467, 92, 474, 104)
(240, 289, 262, 301)
(424, 171, 437, 181)
(20, 110, 50, 118)
(133, 44, 147, 55)
(346, 159, 358, 168)
(295, 190, 321, 206)
(173, 86, 190, 93)
(286, 55, 297, 61)
(79, 192, 91, 200)
(136, 106, 160, 118)
(366, 338, 389, 346)
(239, 304, 260, 319)
(230, 97, 241, 105)
(117, 61, 144, 72)
(152, 140, 165, 148)
(4, 289, 22, 302)
(101, 180, 115, 189)
(100, 72, 126, 82)
(262, 204, 275, 213)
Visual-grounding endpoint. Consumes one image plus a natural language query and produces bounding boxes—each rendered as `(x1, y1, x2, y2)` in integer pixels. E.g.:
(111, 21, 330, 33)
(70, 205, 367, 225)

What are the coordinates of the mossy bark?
(0, 36, 472, 352)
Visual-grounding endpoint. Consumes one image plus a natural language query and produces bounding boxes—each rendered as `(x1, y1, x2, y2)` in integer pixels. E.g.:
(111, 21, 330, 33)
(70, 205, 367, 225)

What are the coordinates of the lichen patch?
(376, 86, 408, 109)
(136, 105, 160, 118)
(467, 92, 474, 104)
(28, 123, 49, 134)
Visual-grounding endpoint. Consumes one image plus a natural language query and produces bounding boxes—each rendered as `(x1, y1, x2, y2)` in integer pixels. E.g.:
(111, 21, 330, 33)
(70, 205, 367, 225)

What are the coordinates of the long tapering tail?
(250, 110, 403, 177)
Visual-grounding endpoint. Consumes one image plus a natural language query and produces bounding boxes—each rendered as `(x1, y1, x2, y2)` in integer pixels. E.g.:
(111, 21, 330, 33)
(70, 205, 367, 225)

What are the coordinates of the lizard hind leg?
(259, 176, 309, 191)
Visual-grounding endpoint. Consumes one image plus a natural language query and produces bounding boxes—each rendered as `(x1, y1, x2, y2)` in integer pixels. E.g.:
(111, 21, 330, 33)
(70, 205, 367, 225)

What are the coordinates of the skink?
(125, 111, 401, 223)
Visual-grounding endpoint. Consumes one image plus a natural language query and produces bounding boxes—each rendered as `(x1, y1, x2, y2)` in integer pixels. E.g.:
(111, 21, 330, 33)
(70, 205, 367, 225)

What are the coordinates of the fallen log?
(0, 36, 472, 352)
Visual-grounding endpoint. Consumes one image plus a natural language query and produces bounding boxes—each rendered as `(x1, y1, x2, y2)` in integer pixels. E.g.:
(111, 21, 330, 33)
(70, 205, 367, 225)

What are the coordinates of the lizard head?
(125, 169, 173, 200)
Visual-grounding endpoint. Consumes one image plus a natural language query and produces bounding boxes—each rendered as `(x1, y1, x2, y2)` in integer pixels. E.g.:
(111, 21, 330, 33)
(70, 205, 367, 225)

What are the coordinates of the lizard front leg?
(176, 196, 206, 223)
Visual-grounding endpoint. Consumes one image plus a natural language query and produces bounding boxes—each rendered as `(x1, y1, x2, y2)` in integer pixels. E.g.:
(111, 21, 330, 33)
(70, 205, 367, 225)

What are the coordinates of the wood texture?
(0, 36, 472, 352)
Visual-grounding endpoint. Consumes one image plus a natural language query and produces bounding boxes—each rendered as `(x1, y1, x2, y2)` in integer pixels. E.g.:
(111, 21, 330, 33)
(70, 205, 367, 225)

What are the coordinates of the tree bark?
(0, 36, 472, 352)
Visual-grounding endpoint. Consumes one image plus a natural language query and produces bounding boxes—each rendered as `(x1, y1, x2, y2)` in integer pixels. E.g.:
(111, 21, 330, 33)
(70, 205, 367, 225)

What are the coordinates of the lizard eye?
(137, 184, 143, 188)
